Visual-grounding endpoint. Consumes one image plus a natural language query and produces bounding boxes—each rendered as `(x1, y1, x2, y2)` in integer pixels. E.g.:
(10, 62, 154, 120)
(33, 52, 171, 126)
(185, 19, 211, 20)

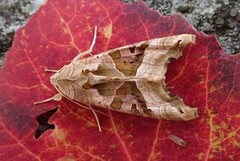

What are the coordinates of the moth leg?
(34, 93, 62, 105)
(88, 105, 102, 132)
(72, 26, 97, 62)
(44, 68, 58, 73)
(34, 93, 103, 132)
(64, 97, 103, 132)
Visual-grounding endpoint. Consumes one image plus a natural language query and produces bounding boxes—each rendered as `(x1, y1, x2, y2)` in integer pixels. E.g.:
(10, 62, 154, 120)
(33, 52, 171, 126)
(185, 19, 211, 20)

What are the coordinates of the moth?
(169, 134, 187, 148)
(35, 26, 198, 131)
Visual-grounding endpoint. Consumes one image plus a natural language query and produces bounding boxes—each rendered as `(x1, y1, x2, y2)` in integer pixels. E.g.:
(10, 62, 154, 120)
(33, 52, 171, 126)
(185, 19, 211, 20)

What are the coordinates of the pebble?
(215, 17, 224, 25)
(230, 9, 238, 17)
(177, 5, 193, 13)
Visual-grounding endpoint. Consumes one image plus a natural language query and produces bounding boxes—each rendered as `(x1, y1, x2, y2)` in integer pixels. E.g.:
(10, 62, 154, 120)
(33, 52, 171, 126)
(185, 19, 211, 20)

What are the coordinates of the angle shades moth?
(35, 26, 198, 131)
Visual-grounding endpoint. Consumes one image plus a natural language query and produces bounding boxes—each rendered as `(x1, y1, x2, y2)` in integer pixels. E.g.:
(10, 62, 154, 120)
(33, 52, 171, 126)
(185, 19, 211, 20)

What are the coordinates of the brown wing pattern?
(52, 34, 198, 121)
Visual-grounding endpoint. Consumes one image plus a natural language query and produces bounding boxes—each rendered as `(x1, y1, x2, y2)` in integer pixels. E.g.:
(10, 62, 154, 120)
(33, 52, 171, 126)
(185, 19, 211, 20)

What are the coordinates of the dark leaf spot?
(34, 106, 59, 139)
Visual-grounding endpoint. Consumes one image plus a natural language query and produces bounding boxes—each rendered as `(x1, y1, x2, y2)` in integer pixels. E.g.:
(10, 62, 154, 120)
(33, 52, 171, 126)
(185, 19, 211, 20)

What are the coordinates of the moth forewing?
(35, 26, 198, 131)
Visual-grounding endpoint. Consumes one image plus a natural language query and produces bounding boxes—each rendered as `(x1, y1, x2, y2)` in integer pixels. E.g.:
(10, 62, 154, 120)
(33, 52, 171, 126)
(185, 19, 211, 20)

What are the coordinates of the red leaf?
(0, 0, 239, 160)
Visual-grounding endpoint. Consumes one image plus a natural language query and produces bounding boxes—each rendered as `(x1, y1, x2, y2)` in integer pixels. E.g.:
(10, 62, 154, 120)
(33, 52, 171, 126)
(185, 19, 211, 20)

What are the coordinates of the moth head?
(49, 64, 88, 99)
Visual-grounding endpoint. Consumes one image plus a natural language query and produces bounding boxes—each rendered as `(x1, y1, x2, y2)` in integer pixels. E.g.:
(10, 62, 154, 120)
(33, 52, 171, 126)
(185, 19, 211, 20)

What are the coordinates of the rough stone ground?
(0, 0, 239, 67)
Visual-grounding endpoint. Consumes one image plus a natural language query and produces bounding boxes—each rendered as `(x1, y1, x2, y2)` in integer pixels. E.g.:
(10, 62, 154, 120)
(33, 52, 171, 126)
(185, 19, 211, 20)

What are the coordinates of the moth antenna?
(89, 26, 97, 51)
(72, 26, 98, 61)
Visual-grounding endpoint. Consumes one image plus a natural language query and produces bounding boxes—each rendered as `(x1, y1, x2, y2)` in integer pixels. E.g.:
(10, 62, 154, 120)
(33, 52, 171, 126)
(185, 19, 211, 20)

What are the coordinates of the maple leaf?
(0, 0, 239, 161)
